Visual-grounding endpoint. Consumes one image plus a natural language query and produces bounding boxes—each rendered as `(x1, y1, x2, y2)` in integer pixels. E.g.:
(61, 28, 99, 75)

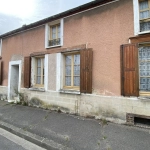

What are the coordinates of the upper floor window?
(49, 24, 60, 46)
(139, 0, 150, 32)
(45, 19, 63, 48)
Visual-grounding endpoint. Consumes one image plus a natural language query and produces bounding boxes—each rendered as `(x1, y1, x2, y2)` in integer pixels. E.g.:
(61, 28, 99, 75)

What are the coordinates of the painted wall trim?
(133, 0, 139, 35)
(45, 24, 49, 48)
(56, 53, 61, 91)
(8, 60, 22, 100)
(60, 18, 64, 46)
(45, 54, 48, 91)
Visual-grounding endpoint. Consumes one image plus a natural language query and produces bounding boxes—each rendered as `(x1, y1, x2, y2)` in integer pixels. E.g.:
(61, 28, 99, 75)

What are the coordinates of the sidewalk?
(0, 101, 150, 150)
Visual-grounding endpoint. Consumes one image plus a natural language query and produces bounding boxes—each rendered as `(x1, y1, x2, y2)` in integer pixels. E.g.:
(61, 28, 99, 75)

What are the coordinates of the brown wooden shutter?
(80, 49, 93, 93)
(0, 60, 2, 85)
(121, 44, 139, 96)
(24, 56, 31, 88)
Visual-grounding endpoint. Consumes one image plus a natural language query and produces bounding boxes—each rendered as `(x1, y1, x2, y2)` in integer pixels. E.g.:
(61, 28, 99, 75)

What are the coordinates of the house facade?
(0, 0, 149, 124)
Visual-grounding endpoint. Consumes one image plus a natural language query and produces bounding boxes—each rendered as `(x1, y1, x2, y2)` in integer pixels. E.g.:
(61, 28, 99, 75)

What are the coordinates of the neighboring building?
(0, 0, 150, 124)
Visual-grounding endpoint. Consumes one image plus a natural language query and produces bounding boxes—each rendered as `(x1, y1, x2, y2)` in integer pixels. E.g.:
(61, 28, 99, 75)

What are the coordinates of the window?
(35, 57, 45, 86)
(60, 49, 93, 94)
(64, 53, 80, 90)
(121, 44, 150, 96)
(24, 55, 48, 90)
(139, 46, 150, 91)
(139, 0, 150, 32)
(49, 24, 60, 46)
(45, 19, 63, 48)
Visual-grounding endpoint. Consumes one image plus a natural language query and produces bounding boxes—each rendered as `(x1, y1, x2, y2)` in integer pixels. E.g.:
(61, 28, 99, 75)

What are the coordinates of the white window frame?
(31, 55, 48, 90)
(63, 53, 80, 90)
(133, 0, 150, 35)
(45, 19, 63, 49)
(56, 53, 80, 94)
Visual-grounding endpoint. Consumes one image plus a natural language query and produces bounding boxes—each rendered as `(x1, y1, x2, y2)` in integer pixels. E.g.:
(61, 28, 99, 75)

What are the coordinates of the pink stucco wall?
(2, 26, 45, 85)
(63, 0, 134, 96)
(1, 0, 134, 96)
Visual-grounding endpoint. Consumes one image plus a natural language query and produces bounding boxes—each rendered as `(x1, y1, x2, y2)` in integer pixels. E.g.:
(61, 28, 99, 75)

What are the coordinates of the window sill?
(29, 87, 45, 92)
(138, 30, 150, 35)
(59, 89, 80, 95)
(45, 44, 61, 49)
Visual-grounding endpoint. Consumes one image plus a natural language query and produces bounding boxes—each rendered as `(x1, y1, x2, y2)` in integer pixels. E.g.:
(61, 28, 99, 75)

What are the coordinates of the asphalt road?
(0, 128, 46, 150)
(1, 101, 150, 150)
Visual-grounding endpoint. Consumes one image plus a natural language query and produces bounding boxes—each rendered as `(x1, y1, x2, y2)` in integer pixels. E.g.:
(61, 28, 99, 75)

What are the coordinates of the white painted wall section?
(45, 24, 49, 48)
(56, 53, 61, 91)
(45, 54, 48, 91)
(133, 0, 140, 35)
(60, 18, 64, 46)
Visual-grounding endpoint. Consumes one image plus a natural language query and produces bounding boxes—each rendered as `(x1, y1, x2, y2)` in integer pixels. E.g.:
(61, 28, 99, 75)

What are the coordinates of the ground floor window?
(139, 46, 150, 91)
(64, 53, 80, 90)
(35, 57, 45, 86)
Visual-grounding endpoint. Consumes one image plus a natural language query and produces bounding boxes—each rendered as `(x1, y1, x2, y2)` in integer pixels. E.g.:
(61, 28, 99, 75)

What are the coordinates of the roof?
(0, 0, 115, 38)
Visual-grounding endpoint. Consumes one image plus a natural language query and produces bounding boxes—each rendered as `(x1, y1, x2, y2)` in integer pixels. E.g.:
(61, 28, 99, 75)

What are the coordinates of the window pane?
(140, 62, 150, 76)
(37, 68, 41, 76)
(140, 11, 150, 19)
(58, 32, 60, 38)
(57, 25, 60, 32)
(74, 54, 80, 65)
(139, 46, 150, 91)
(57, 25, 60, 38)
(140, 77, 150, 91)
(52, 33, 56, 39)
(36, 77, 41, 84)
(43, 76, 44, 84)
(140, 21, 150, 32)
(65, 56, 71, 65)
(140, 0, 148, 10)
(37, 59, 41, 67)
(74, 65, 80, 75)
(74, 77, 80, 86)
(65, 77, 71, 86)
(65, 66, 71, 75)
(52, 26, 56, 33)
(139, 47, 150, 61)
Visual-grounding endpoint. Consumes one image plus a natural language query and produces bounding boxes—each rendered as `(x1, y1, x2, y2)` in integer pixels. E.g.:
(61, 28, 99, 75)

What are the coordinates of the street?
(0, 101, 150, 150)
(0, 128, 45, 150)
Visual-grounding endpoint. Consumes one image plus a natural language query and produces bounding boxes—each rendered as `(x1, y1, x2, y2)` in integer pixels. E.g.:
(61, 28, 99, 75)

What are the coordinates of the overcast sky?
(0, 0, 92, 35)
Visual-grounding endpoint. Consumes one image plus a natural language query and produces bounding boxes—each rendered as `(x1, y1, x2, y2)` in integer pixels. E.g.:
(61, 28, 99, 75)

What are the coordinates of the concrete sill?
(29, 88, 45, 92)
(45, 44, 61, 49)
(59, 89, 80, 95)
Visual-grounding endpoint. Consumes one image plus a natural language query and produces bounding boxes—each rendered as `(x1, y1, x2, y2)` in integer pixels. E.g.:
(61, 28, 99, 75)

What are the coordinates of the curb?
(0, 121, 73, 150)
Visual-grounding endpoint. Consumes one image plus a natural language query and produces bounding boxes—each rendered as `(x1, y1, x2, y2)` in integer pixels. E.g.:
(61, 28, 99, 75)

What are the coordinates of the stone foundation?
(1, 86, 150, 124)
(15, 88, 150, 124)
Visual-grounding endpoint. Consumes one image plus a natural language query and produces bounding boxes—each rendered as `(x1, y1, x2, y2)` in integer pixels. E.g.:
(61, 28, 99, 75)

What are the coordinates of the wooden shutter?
(24, 56, 31, 88)
(0, 60, 2, 85)
(121, 44, 139, 96)
(80, 49, 93, 93)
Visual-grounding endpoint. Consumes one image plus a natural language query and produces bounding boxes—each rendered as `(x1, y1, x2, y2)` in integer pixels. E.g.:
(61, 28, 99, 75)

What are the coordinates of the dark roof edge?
(0, 0, 115, 39)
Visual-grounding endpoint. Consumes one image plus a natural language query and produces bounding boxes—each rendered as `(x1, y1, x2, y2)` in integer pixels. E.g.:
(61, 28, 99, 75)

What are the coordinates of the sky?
(0, 0, 93, 35)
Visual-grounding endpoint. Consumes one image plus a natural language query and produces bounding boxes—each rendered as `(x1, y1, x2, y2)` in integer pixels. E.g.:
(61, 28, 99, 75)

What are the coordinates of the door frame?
(8, 60, 22, 101)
